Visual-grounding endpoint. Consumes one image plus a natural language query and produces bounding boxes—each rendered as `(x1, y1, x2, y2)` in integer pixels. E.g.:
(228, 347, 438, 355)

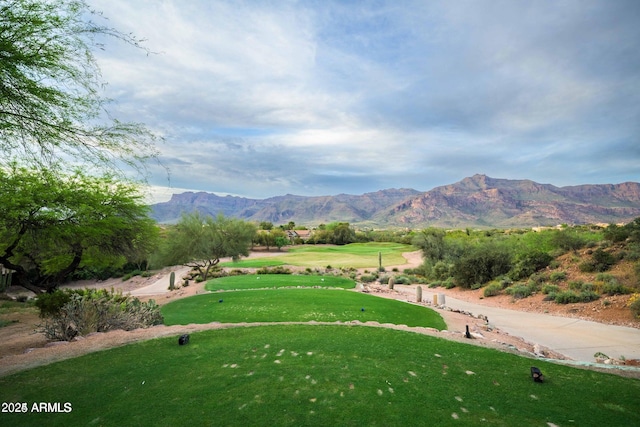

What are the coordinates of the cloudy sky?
(88, 0, 640, 202)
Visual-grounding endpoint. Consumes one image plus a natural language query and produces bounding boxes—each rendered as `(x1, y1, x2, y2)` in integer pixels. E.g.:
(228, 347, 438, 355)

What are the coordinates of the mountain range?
(150, 174, 640, 229)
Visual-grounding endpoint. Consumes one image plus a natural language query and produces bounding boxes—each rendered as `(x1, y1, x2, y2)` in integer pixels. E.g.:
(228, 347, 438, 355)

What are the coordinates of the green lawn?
(221, 242, 413, 268)
(1, 325, 638, 427)
(162, 288, 446, 329)
(205, 274, 356, 291)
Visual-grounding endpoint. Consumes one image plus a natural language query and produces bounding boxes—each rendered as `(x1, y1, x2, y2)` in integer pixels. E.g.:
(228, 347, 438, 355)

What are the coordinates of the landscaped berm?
(1, 273, 639, 426)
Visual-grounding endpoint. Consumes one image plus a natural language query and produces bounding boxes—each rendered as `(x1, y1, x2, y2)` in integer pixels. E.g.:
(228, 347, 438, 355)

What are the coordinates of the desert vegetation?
(409, 221, 640, 319)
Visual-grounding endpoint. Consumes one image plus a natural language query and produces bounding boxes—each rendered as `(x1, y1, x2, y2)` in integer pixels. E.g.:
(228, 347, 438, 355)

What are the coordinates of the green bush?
(256, 266, 292, 275)
(360, 274, 377, 283)
(122, 269, 144, 281)
(483, 282, 503, 297)
(580, 283, 596, 292)
(580, 249, 616, 273)
(35, 289, 75, 317)
(443, 277, 455, 289)
(452, 244, 511, 288)
(508, 250, 553, 281)
(432, 261, 452, 281)
(549, 271, 567, 283)
(554, 290, 581, 304)
(542, 284, 560, 295)
(505, 283, 535, 299)
(601, 282, 632, 296)
(568, 280, 584, 291)
(393, 275, 412, 285)
(579, 291, 600, 302)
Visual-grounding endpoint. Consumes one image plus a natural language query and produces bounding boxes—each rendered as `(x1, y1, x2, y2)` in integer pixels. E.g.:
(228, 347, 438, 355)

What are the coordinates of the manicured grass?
(221, 242, 413, 269)
(221, 258, 286, 268)
(205, 274, 356, 291)
(1, 325, 638, 427)
(162, 289, 446, 329)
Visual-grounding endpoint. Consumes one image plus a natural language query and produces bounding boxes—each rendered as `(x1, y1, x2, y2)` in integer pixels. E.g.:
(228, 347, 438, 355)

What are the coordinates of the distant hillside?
(150, 175, 640, 228)
(150, 188, 421, 226)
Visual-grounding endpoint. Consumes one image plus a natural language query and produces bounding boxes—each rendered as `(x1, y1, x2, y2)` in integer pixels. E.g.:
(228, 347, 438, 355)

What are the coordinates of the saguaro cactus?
(378, 251, 382, 271)
(169, 271, 176, 290)
(416, 285, 422, 302)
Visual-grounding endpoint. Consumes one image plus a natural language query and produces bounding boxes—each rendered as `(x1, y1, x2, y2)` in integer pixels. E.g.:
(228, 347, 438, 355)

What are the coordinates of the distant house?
(286, 229, 312, 242)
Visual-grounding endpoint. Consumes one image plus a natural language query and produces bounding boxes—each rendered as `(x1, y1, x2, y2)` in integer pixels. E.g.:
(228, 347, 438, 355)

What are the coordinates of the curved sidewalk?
(129, 266, 192, 297)
(422, 289, 640, 362)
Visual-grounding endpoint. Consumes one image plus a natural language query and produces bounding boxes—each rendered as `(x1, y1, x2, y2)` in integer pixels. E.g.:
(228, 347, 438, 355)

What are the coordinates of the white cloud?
(86, 0, 640, 198)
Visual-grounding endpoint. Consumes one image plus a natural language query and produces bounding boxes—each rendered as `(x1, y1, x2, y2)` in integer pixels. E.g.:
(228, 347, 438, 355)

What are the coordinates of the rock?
(533, 344, 545, 357)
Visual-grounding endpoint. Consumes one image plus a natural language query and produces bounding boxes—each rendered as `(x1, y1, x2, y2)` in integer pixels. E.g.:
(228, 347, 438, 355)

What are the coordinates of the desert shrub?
(256, 266, 292, 275)
(549, 271, 567, 283)
(504, 283, 535, 299)
(548, 259, 561, 269)
(452, 244, 511, 288)
(542, 284, 560, 295)
(628, 293, 640, 318)
(580, 283, 596, 292)
(508, 251, 553, 281)
(554, 290, 581, 304)
(393, 275, 412, 285)
(625, 243, 640, 261)
(568, 280, 584, 291)
(483, 282, 503, 297)
(579, 291, 600, 302)
(601, 282, 632, 296)
(360, 274, 377, 283)
(580, 249, 616, 273)
(428, 282, 441, 288)
(603, 223, 630, 243)
(35, 289, 76, 317)
(227, 269, 247, 276)
(432, 261, 452, 281)
(443, 277, 456, 289)
(529, 273, 548, 285)
(579, 262, 596, 273)
(39, 289, 163, 341)
(550, 230, 585, 252)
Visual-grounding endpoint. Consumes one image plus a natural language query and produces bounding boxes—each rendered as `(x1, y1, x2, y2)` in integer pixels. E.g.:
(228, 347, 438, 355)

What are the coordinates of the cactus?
(416, 285, 422, 302)
(388, 277, 394, 290)
(169, 271, 176, 290)
(378, 251, 385, 272)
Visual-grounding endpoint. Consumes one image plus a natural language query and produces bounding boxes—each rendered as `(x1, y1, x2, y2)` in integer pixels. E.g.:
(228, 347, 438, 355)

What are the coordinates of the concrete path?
(129, 266, 192, 297)
(420, 288, 640, 362)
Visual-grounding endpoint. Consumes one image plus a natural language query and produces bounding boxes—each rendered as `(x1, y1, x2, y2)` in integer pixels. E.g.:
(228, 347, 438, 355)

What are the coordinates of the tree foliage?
(0, 0, 158, 172)
(156, 212, 256, 280)
(0, 164, 158, 293)
(452, 243, 512, 289)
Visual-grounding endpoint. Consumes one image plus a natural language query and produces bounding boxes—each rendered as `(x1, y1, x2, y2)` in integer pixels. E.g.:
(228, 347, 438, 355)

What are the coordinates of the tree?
(0, 165, 158, 294)
(259, 221, 274, 231)
(274, 236, 289, 251)
(413, 228, 446, 262)
(157, 212, 256, 280)
(451, 243, 512, 289)
(0, 0, 158, 172)
(329, 222, 356, 245)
